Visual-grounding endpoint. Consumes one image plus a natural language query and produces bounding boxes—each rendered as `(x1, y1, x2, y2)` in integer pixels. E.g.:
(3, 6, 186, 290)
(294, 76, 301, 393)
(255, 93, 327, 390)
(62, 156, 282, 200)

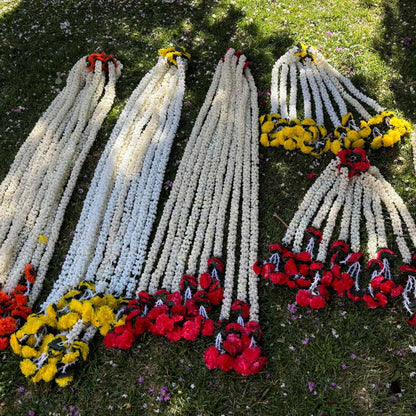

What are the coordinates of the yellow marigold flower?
(359, 124, 371, 138)
(81, 301, 95, 323)
(78, 280, 96, 291)
(341, 113, 353, 126)
(57, 312, 80, 331)
(347, 130, 361, 143)
(381, 110, 394, 118)
(301, 118, 316, 126)
(38, 235, 48, 244)
(71, 341, 89, 361)
(330, 140, 342, 155)
(292, 125, 305, 137)
(21, 345, 39, 359)
(260, 133, 270, 147)
(56, 376, 74, 388)
(300, 143, 313, 154)
(308, 126, 318, 139)
(318, 125, 327, 138)
(26, 335, 36, 347)
(20, 359, 37, 377)
(61, 351, 80, 365)
(32, 362, 57, 383)
(10, 334, 22, 355)
(323, 140, 331, 153)
(283, 139, 297, 151)
(101, 295, 122, 310)
(261, 120, 274, 134)
(48, 335, 67, 357)
(20, 317, 46, 335)
(39, 334, 55, 354)
(368, 115, 383, 125)
(370, 136, 383, 149)
(259, 114, 266, 124)
(382, 133, 395, 147)
(45, 304, 57, 321)
(69, 299, 83, 314)
(351, 139, 365, 148)
(115, 316, 126, 327)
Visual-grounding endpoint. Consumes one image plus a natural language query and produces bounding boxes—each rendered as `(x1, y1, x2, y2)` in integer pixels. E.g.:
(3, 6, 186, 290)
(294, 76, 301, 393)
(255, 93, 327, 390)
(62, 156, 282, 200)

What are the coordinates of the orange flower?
(0, 317, 17, 336)
(24, 264, 36, 284)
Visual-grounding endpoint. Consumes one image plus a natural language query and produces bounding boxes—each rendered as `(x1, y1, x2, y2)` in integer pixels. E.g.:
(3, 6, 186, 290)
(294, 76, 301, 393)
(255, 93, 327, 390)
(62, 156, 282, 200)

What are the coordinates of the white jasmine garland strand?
(246, 67, 260, 322)
(310, 64, 340, 128)
(361, 175, 378, 259)
(311, 177, 341, 230)
(279, 64, 289, 119)
(144, 54, 233, 294)
(372, 189, 387, 249)
(44, 54, 185, 307)
(304, 61, 324, 126)
(412, 131, 416, 174)
(1, 57, 122, 298)
(282, 159, 338, 246)
(288, 63, 298, 120)
(350, 176, 363, 253)
(370, 166, 416, 249)
(316, 167, 349, 262)
(139, 57, 225, 294)
(338, 177, 355, 242)
(297, 63, 312, 120)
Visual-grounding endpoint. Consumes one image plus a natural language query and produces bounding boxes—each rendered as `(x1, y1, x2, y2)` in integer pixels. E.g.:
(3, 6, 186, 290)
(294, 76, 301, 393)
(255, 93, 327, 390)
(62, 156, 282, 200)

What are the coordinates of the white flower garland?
(43, 52, 187, 307)
(0, 55, 122, 304)
(140, 49, 260, 323)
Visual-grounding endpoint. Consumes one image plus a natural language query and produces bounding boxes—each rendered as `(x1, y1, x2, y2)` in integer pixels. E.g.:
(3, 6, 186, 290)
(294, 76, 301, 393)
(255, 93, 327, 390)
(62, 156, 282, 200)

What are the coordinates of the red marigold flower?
(366, 259, 384, 271)
(152, 314, 174, 335)
(167, 291, 182, 306)
(296, 290, 311, 307)
(133, 316, 151, 336)
(138, 291, 154, 305)
(233, 355, 251, 376)
(116, 329, 136, 350)
(296, 252, 312, 263)
(185, 298, 200, 316)
(363, 293, 388, 309)
(399, 264, 416, 274)
(406, 314, 416, 326)
(305, 227, 323, 243)
(0, 291, 10, 304)
(296, 278, 311, 289)
(321, 271, 333, 286)
(231, 300, 250, 319)
(166, 327, 183, 342)
(287, 279, 298, 289)
(199, 273, 212, 290)
(347, 290, 362, 302)
(10, 306, 32, 319)
(147, 304, 169, 320)
(207, 257, 225, 273)
(0, 337, 9, 350)
(375, 292, 388, 306)
(284, 258, 298, 277)
(331, 264, 341, 278)
(249, 356, 267, 374)
(24, 264, 36, 284)
(269, 272, 288, 285)
(14, 294, 29, 307)
(204, 346, 220, 369)
(242, 346, 262, 363)
(171, 304, 186, 316)
(261, 263, 276, 279)
(270, 243, 287, 253)
(252, 260, 263, 275)
(309, 296, 326, 309)
(379, 280, 395, 295)
(218, 353, 235, 372)
(370, 275, 384, 290)
(244, 321, 263, 341)
(377, 248, 395, 261)
(318, 284, 330, 300)
(0, 317, 17, 336)
(223, 333, 243, 356)
(180, 275, 198, 292)
(201, 319, 215, 336)
(310, 262, 324, 271)
(298, 264, 310, 278)
(225, 323, 244, 335)
(347, 252, 363, 263)
(330, 240, 350, 253)
(182, 320, 200, 341)
(391, 285, 403, 297)
(208, 288, 224, 306)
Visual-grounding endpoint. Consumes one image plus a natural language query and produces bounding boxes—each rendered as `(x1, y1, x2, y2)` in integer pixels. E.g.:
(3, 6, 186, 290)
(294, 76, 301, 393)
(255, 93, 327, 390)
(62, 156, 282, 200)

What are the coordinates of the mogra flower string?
(0, 53, 122, 350)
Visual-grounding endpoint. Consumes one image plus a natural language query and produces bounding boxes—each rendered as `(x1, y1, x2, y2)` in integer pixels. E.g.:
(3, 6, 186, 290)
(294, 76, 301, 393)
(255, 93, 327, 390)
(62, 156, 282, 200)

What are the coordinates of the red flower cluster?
(0, 264, 35, 349)
(85, 52, 118, 72)
(204, 302, 266, 376)
(337, 148, 370, 178)
(104, 259, 225, 349)
(255, 234, 403, 311)
(399, 257, 416, 325)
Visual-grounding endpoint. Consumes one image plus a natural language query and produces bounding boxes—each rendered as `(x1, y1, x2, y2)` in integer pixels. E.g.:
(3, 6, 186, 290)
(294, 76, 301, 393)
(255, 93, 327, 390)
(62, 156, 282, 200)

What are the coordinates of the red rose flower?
(204, 346, 220, 369)
(133, 316, 151, 335)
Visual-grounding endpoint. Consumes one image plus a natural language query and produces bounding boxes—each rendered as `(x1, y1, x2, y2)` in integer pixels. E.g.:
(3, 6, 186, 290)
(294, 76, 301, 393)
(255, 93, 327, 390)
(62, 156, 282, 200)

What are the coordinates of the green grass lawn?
(1, 0, 416, 415)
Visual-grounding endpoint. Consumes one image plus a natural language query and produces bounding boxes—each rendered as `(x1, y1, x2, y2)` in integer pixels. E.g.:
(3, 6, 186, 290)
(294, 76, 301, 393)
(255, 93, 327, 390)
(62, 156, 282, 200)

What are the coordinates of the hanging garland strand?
(0, 53, 122, 350)
(11, 48, 190, 386)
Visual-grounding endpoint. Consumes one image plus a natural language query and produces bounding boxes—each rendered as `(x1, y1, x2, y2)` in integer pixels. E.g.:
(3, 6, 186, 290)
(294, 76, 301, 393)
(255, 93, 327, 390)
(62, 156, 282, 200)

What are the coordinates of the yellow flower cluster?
(11, 281, 126, 387)
(294, 42, 315, 62)
(260, 112, 411, 156)
(158, 46, 191, 67)
(260, 113, 328, 156)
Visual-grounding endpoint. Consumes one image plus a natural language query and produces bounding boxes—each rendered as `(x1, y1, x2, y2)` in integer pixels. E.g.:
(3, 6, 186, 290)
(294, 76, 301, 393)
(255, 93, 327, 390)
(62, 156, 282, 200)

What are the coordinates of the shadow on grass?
(374, 0, 416, 121)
